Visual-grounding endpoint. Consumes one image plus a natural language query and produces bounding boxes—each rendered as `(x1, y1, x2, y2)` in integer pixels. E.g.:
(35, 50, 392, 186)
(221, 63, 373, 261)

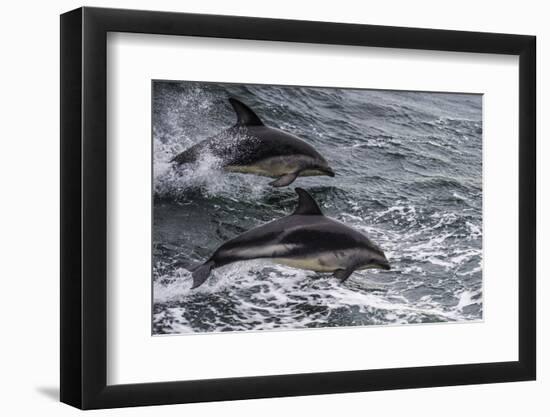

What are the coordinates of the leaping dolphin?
(189, 188, 390, 289)
(172, 98, 335, 187)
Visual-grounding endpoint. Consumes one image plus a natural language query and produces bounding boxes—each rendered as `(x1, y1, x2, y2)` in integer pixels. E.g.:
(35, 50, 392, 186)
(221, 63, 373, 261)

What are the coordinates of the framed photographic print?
(60, 6, 536, 409)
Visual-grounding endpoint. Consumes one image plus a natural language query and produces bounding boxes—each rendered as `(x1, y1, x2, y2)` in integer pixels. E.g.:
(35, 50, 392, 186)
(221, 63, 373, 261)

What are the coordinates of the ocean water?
(152, 81, 483, 335)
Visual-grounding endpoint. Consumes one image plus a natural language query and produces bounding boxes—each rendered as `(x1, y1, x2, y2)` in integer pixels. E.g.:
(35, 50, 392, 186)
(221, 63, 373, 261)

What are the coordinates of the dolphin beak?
(325, 167, 336, 177)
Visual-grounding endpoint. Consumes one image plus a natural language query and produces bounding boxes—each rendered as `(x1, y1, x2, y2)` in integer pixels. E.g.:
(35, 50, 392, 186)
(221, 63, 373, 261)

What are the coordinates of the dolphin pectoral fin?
(190, 261, 214, 289)
(333, 268, 355, 282)
(269, 172, 299, 187)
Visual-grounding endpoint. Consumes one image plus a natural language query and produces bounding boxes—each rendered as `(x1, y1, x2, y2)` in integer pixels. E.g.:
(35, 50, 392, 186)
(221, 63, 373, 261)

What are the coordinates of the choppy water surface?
(152, 81, 483, 335)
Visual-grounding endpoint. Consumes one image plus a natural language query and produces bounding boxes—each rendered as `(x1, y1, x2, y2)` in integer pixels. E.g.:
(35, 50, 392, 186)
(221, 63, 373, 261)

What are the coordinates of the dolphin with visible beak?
(189, 188, 390, 289)
(172, 98, 335, 187)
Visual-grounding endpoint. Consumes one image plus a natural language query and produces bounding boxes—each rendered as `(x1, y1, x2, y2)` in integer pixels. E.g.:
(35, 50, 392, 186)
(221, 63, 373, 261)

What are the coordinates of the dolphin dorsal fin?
(293, 188, 323, 216)
(229, 98, 264, 126)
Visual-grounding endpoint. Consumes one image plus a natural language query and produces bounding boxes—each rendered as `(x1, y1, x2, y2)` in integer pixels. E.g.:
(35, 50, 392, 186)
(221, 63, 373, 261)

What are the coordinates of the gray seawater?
(152, 81, 483, 335)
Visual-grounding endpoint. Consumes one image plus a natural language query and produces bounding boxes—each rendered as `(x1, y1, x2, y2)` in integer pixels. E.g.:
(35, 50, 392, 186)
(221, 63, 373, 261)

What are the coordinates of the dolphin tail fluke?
(270, 172, 299, 187)
(171, 148, 195, 165)
(190, 261, 214, 289)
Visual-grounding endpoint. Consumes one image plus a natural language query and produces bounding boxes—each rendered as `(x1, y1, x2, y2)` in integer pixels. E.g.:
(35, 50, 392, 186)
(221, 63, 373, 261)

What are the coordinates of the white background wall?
(0, 0, 545, 415)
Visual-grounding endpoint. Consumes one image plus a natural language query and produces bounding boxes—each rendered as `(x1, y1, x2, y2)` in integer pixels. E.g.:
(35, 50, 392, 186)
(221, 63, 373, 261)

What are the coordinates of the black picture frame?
(60, 6, 536, 410)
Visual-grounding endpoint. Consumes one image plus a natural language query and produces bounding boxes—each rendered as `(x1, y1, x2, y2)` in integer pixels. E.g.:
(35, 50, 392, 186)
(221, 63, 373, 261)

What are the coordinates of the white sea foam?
(153, 255, 478, 334)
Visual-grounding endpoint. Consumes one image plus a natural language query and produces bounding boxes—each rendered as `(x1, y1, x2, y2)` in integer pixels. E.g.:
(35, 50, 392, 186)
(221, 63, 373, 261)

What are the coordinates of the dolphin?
(189, 188, 390, 289)
(171, 98, 335, 187)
